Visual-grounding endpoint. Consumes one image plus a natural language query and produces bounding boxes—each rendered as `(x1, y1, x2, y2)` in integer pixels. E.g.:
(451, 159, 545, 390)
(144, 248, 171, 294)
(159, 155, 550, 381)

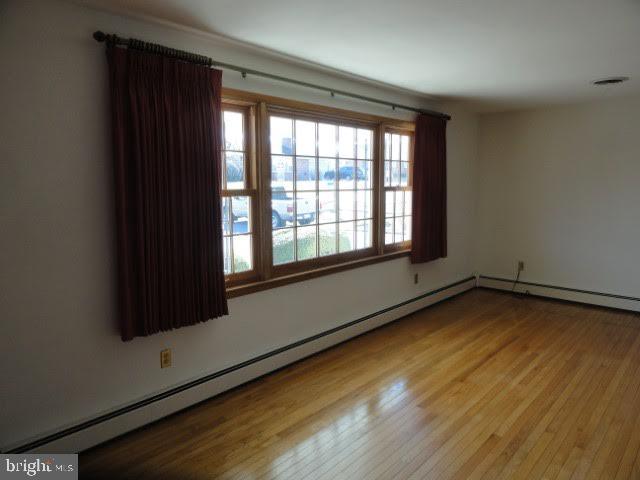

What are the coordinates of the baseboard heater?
(478, 275, 640, 312)
(6, 275, 476, 454)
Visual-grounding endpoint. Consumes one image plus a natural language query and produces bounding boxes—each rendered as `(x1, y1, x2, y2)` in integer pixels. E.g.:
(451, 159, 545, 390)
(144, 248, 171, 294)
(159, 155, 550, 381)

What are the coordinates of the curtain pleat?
(107, 46, 228, 341)
(411, 114, 448, 264)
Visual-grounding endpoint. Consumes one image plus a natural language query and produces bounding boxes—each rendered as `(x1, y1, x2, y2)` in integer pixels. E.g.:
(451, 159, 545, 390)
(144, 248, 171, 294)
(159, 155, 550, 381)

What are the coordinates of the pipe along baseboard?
(478, 275, 640, 313)
(5, 276, 476, 454)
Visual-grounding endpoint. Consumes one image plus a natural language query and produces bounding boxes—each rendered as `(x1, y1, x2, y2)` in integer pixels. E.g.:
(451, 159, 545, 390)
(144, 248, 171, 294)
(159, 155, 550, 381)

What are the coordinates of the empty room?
(2, 0, 640, 478)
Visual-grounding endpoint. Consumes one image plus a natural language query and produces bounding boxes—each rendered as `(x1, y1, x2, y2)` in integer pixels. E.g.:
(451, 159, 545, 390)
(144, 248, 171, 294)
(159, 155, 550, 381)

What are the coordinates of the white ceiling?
(83, 0, 640, 111)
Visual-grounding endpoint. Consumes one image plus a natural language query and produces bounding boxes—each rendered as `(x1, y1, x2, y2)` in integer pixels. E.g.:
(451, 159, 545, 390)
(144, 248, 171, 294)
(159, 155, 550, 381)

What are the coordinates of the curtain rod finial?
(93, 31, 107, 43)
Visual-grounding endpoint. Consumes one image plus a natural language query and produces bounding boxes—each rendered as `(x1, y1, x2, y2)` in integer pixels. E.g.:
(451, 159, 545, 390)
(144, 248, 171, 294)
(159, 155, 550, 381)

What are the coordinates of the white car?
(227, 188, 316, 229)
(271, 187, 316, 228)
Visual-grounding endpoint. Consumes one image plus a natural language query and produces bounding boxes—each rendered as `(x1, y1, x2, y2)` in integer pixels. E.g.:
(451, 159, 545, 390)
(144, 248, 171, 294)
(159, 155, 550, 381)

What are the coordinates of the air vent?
(592, 76, 629, 86)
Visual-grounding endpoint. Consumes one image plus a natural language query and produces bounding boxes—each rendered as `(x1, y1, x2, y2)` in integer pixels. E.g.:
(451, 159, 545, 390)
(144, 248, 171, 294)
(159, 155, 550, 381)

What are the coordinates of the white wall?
(476, 95, 640, 298)
(0, 0, 478, 450)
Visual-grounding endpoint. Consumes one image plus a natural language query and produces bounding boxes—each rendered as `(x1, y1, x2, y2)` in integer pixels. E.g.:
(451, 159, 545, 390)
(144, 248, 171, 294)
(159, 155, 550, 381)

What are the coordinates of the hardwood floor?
(80, 289, 640, 479)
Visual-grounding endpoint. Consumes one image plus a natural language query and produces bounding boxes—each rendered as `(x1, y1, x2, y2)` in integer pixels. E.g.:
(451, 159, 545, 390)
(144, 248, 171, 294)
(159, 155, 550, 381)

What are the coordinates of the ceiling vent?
(592, 76, 629, 86)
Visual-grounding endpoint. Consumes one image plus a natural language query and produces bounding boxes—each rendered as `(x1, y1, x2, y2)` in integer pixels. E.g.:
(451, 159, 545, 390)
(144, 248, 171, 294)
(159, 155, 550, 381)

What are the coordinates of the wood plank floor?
(80, 289, 640, 479)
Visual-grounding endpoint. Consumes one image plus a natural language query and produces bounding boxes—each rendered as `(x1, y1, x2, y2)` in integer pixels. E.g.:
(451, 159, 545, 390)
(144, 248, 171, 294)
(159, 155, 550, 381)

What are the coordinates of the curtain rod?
(93, 31, 451, 120)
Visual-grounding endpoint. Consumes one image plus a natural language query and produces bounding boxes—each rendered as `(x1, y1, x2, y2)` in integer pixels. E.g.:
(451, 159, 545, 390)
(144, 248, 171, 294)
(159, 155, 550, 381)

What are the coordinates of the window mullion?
(228, 197, 235, 273)
(315, 124, 320, 259)
(335, 126, 340, 255)
(292, 118, 298, 262)
(376, 126, 384, 255)
(258, 102, 273, 280)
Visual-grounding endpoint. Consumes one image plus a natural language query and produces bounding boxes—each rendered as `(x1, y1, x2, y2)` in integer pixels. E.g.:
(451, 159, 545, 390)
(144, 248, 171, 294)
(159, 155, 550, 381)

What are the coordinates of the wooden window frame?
(221, 102, 261, 287)
(382, 127, 414, 254)
(220, 88, 415, 297)
(267, 107, 378, 278)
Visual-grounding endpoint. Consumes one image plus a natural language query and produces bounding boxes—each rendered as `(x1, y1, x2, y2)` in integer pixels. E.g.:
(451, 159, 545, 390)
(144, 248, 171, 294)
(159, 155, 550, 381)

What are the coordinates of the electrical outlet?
(414, 273, 419, 284)
(517, 261, 525, 272)
(160, 349, 172, 368)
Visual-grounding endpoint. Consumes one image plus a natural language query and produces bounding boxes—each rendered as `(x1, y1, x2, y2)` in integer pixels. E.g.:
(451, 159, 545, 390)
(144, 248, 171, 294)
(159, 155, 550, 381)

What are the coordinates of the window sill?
(226, 250, 411, 298)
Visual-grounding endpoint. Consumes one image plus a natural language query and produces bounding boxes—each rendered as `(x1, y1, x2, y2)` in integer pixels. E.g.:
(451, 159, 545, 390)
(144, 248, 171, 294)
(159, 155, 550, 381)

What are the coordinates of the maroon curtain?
(411, 114, 448, 264)
(107, 45, 228, 341)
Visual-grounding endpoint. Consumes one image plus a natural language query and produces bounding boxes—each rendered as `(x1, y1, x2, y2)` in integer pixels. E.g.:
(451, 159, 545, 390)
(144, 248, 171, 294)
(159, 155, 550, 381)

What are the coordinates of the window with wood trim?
(221, 105, 259, 283)
(383, 130, 413, 250)
(219, 90, 415, 294)
(269, 112, 375, 271)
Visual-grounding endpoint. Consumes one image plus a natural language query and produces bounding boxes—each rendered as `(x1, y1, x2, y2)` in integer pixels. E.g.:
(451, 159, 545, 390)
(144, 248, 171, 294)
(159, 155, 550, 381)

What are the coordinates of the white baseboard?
(13, 276, 476, 454)
(478, 275, 640, 313)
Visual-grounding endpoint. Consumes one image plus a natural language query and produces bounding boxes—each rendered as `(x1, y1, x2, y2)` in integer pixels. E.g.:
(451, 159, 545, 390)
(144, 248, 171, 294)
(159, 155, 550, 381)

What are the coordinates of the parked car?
(296, 169, 316, 182)
(222, 196, 250, 235)
(323, 166, 365, 181)
(271, 187, 315, 228)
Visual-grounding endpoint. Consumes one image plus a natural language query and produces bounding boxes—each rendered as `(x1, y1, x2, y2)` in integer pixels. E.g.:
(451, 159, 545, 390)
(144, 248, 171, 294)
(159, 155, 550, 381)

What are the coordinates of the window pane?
(221, 197, 232, 235)
(356, 190, 371, 220)
(385, 219, 394, 245)
(297, 225, 317, 261)
(404, 216, 412, 241)
(391, 134, 401, 160)
(271, 190, 294, 229)
(400, 162, 409, 187)
(296, 157, 316, 191)
(338, 159, 355, 190)
(319, 223, 337, 257)
(358, 161, 373, 189)
(295, 119, 316, 156)
(401, 135, 410, 161)
(356, 220, 372, 249)
(223, 111, 243, 151)
(223, 236, 232, 274)
(270, 116, 293, 155)
(225, 152, 244, 190)
(271, 155, 293, 190)
(395, 217, 404, 243)
(384, 160, 391, 187)
(319, 191, 337, 223)
(391, 161, 400, 186)
(339, 190, 355, 221)
(385, 191, 394, 218)
(384, 133, 391, 160)
(338, 221, 355, 253)
(232, 196, 251, 234)
(319, 157, 337, 189)
(268, 115, 382, 267)
(357, 129, 373, 160)
(395, 191, 404, 218)
(338, 126, 355, 158)
(296, 191, 317, 225)
(383, 124, 413, 252)
(318, 123, 336, 157)
(273, 228, 294, 265)
(233, 235, 252, 273)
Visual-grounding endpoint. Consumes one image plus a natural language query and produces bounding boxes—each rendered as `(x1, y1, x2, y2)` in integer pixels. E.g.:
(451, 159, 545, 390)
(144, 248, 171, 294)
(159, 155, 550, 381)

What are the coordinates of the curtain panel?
(411, 113, 448, 263)
(107, 45, 228, 341)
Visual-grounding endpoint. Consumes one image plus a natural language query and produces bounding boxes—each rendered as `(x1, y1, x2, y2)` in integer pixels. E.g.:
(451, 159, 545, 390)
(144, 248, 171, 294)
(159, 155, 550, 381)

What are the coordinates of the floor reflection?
(263, 377, 411, 479)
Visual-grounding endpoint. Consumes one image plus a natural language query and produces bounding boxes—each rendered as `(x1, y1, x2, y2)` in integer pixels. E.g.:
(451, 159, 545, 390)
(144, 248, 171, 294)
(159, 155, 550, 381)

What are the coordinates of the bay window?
(221, 90, 415, 295)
